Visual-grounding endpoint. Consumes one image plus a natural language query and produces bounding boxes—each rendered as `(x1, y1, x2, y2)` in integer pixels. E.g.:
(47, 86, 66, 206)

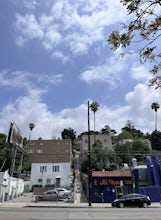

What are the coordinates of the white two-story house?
(27, 139, 72, 190)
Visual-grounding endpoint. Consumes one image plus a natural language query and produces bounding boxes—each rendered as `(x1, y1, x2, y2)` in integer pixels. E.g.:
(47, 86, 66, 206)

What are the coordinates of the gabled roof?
(92, 171, 131, 177)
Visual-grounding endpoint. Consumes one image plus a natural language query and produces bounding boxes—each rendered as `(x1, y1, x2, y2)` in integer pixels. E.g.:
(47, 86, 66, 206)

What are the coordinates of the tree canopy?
(150, 130, 161, 150)
(81, 140, 120, 173)
(0, 133, 10, 172)
(151, 102, 160, 112)
(114, 139, 151, 165)
(0, 133, 30, 174)
(108, 0, 161, 88)
(118, 130, 133, 141)
(101, 125, 117, 135)
(61, 127, 77, 145)
(90, 102, 100, 113)
(121, 120, 145, 139)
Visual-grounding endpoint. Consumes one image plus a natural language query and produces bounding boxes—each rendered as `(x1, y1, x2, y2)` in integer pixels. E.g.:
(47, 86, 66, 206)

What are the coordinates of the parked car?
(111, 193, 151, 208)
(38, 190, 59, 201)
(55, 188, 72, 199)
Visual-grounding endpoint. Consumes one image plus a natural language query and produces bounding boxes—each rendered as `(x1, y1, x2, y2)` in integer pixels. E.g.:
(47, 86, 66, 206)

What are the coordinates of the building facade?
(28, 139, 72, 190)
(0, 171, 24, 202)
(83, 156, 161, 203)
(133, 156, 161, 202)
(91, 171, 133, 203)
(77, 134, 113, 154)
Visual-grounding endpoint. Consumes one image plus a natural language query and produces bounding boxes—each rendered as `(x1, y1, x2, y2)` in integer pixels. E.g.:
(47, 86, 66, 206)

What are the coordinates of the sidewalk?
(0, 192, 107, 208)
(0, 192, 161, 208)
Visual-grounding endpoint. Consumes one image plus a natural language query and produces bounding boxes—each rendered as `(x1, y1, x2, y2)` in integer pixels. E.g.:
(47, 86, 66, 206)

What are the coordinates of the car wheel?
(119, 202, 124, 208)
(143, 202, 148, 208)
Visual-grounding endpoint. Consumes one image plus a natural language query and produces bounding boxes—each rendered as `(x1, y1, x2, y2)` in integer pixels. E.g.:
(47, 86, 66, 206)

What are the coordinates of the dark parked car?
(112, 193, 151, 208)
(38, 190, 59, 201)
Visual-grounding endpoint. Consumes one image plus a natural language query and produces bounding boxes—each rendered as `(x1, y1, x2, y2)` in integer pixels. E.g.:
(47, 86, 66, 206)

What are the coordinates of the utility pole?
(88, 101, 91, 206)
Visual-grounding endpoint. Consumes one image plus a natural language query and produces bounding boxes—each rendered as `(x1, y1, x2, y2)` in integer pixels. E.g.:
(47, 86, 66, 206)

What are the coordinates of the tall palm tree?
(151, 102, 160, 131)
(29, 123, 35, 140)
(90, 102, 99, 142)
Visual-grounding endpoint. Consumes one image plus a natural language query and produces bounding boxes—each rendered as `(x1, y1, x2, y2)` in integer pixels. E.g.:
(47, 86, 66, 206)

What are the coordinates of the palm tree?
(151, 102, 160, 131)
(29, 123, 35, 140)
(90, 102, 99, 142)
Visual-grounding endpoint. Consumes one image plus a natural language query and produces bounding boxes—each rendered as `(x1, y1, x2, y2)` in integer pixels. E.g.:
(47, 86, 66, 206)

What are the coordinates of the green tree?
(151, 102, 160, 131)
(118, 130, 133, 142)
(101, 125, 111, 135)
(80, 154, 89, 173)
(108, 0, 161, 88)
(61, 127, 77, 145)
(101, 125, 117, 135)
(150, 130, 161, 150)
(132, 139, 151, 162)
(122, 120, 134, 132)
(81, 140, 120, 173)
(0, 133, 11, 172)
(114, 139, 150, 165)
(132, 129, 145, 139)
(121, 120, 144, 139)
(114, 141, 133, 165)
(0, 133, 31, 174)
(115, 129, 133, 166)
(78, 130, 100, 138)
(0, 133, 7, 143)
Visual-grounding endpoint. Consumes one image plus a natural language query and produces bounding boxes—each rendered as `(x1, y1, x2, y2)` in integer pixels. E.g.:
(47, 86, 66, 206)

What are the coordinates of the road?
(0, 207, 161, 220)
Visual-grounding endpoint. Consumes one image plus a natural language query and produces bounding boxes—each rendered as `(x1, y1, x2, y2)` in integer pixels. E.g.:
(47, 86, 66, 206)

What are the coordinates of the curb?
(1, 202, 160, 209)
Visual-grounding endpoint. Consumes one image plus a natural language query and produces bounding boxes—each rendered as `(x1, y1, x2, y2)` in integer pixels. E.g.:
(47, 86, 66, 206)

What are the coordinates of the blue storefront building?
(91, 171, 133, 203)
(133, 156, 161, 202)
(89, 156, 161, 203)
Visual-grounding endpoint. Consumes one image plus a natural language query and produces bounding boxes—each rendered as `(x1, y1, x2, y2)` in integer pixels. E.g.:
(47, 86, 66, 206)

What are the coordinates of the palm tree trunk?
(94, 112, 96, 143)
(155, 111, 157, 131)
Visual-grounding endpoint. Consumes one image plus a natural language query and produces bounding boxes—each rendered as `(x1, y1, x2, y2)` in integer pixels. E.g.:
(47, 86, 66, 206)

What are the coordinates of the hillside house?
(77, 133, 113, 154)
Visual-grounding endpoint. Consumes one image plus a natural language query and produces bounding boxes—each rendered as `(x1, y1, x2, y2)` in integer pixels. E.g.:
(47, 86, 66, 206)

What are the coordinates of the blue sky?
(0, 0, 161, 139)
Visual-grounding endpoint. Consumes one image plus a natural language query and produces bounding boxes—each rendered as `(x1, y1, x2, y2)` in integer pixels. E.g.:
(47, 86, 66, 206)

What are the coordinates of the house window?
(38, 179, 42, 183)
(40, 166, 47, 173)
(46, 179, 51, 184)
(53, 165, 59, 172)
(36, 149, 43, 153)
(84, 139, 88, 143)
(104, 139, 107, 144)
(28, 149, 34, 153)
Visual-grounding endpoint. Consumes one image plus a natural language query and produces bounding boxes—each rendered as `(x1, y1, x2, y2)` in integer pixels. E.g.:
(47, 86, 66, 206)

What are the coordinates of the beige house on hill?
(77, 134, 113, 154)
